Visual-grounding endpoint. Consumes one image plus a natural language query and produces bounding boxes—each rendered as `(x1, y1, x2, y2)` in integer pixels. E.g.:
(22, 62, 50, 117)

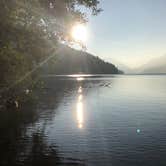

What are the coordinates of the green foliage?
(0, 45, 29, 85)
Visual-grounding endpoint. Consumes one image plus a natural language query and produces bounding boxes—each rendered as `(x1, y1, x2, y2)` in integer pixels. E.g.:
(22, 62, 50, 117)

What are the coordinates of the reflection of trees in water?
(24, 132, 85, 166)
(0, 78, 86, 166)
(37, 77, 78, 111)
(24, 132, 60, 166)
(0, 77, 112, 166)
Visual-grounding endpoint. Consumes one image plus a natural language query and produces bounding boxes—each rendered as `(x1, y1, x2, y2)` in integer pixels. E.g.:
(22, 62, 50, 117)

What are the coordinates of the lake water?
(0, 75, 166, 166)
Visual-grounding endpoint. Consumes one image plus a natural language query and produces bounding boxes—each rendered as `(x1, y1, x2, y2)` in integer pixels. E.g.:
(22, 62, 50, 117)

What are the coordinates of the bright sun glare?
(71, 24, 87, 43)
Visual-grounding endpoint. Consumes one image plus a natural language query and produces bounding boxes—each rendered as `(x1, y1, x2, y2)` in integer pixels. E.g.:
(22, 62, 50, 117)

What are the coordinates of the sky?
(86, 0, 166, 68)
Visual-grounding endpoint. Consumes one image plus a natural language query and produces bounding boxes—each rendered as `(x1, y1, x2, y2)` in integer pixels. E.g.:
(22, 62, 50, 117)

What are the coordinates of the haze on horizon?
(86, 0, 166, 69)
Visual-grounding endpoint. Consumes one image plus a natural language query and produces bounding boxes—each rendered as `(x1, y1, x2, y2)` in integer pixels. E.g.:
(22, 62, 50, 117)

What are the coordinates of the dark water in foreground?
(0, 75, 166, 166)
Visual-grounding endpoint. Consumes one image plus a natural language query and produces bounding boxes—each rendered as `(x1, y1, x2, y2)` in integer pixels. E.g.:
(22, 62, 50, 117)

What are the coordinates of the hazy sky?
(86, 0, 166, 68)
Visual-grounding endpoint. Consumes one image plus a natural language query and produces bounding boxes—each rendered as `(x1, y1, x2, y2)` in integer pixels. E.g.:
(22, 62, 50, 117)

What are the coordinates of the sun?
(71, 23, 87, 43)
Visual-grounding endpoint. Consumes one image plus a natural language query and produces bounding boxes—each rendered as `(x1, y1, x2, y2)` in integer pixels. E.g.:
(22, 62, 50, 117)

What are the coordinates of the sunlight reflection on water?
(76, 87, 84, 129)
(78, 86, 82, 93)
(77, 77, 84, 81)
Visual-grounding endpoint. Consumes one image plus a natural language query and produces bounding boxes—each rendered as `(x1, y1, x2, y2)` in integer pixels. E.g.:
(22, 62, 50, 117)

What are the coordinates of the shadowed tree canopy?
(0, 0, 102, 42)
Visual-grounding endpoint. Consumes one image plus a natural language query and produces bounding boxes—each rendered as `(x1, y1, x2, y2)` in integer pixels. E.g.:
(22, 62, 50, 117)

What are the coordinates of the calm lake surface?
(1, 75, 166, 166)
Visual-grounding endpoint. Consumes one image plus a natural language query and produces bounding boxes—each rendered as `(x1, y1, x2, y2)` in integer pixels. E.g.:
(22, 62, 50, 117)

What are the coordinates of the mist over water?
(0, 75, 166, 166)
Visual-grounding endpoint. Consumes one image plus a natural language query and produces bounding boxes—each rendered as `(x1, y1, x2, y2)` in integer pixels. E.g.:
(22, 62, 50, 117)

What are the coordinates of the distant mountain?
(42, 45, 122, 74)
(138, 55, 166, 74)
(109, 59, 133, 74)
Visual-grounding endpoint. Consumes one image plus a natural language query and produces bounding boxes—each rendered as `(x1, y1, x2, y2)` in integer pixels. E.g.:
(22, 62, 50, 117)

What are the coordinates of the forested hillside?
(42, 45, 121, 74)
